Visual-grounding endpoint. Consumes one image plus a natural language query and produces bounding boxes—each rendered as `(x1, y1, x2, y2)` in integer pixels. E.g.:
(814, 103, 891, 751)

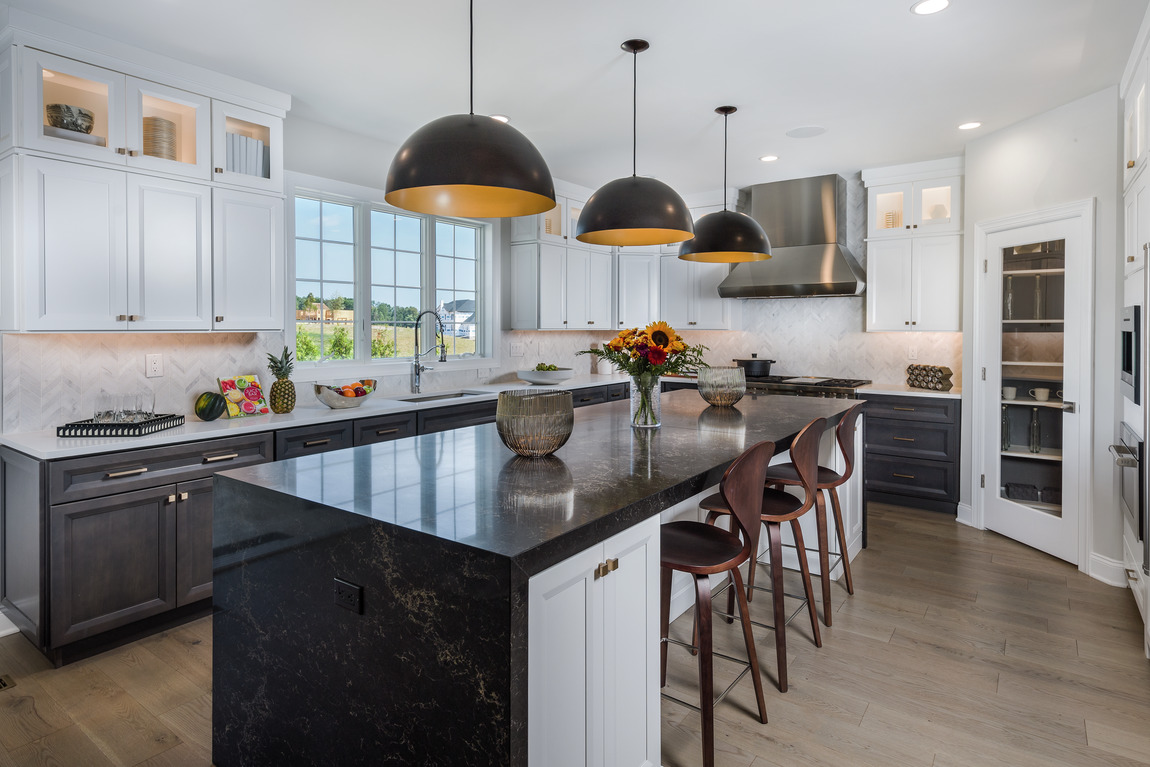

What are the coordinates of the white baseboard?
(0, 612, 18, 638)
(956, 502, 976, 528)
(1088, 552, 1129, 587)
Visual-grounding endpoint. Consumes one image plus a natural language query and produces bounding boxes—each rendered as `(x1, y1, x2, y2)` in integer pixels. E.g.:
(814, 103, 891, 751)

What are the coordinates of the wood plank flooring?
(0, 503, 1145, 766)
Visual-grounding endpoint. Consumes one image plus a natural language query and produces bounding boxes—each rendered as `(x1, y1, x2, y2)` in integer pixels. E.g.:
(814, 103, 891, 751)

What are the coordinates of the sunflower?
(644, 321, 676, 351)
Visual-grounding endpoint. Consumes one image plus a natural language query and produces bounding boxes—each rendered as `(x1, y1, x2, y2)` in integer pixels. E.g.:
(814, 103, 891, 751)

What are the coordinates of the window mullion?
(355, 201, 370, 361)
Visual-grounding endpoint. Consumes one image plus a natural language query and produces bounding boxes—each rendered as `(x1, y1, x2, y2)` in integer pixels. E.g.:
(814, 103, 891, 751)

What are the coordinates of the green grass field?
(295, 323, 477, 360)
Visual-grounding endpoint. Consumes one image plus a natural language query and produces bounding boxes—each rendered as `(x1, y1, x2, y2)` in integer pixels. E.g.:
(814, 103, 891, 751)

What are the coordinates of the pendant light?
(385, 0, 556, 218)
(678, 106, 771, 263)
(575, 40, 694, 247)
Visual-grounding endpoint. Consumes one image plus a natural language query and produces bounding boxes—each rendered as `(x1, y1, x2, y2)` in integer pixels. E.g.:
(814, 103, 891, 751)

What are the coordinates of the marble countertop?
(0, 374, 631, 460)
(215, 390, 856, 576)
(857, 382, 961, 399)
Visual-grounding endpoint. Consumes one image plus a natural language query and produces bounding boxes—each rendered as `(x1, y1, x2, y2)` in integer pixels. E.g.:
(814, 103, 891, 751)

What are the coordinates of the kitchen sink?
(392, 391, 486, 403)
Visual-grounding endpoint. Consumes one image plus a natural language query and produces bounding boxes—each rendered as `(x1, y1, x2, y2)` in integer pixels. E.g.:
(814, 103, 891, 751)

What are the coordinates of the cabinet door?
(175, 477, 214, 606)
(416, 401, 498, 434)
(22, 49, 126, 164)
(528, 541, 601, 767)
(912, 236, 961, 331)
(538, 243, 566, 330)
(691, 262, 730, 330)
(352, 412, 418, 446)
(127, 175, 212, 330)
(913, 177, 962, 235)
(865, 239, 913, 331)
(1126, 67, 1147, 189)
(50, 486, 177, 647)
(22, 156, 128, 331)
(211, 100, 283, 193)
(617, 252, 659, 329)
(125, 77, 212, 180)
(587, 250, 613, 329)
(1130, 172, 1150, 276)
(601, 516, 660, 767)
(212, 189, 284, 330)
(565, 248, 591, 329)
(867, 182, 912, 239)
(658, 256, 692, 329)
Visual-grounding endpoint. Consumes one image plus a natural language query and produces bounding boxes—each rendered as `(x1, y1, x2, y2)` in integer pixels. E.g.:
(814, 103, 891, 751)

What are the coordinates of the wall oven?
(1121, 305, 1140, 405)
(1111, 422, 1147, 574)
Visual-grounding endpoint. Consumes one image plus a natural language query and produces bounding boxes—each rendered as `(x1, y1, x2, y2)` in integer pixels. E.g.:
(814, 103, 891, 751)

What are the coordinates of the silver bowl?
(314, 379, 377, 409)
(45, 104, 95, 134)
(516, 367, 574, 385)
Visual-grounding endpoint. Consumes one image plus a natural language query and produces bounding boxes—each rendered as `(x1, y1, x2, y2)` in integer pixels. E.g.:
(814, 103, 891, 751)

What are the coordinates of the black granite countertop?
(217, 390, 856, 577)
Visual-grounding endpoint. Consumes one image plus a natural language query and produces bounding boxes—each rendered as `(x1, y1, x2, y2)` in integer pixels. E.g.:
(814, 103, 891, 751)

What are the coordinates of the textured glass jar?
(495, 390, 574, 457)
(697, 366, 746, 407)
(629, 374, 661, 428)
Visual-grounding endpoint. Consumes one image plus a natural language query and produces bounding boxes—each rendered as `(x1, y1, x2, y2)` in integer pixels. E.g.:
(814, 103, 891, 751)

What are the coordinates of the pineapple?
(266, 346, 296, 414)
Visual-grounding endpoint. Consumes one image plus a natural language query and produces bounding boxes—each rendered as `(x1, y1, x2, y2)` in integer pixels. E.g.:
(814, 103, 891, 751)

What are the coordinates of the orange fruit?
(341, 385, 357, 397)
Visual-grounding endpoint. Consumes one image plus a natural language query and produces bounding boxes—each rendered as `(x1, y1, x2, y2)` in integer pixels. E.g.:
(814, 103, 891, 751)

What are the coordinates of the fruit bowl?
(314, 379, 377, 409)
(516, 367, 574, 385)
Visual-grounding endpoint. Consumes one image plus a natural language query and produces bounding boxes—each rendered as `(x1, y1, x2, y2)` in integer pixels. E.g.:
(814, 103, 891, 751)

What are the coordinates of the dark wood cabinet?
(863, 393, 961, 514)
(175, 477, 214, 607)
(661, 379, 697, 393)
(275, 421, 354, 459)
(416, 400, 498, 434)
(353, 412, 418, 446)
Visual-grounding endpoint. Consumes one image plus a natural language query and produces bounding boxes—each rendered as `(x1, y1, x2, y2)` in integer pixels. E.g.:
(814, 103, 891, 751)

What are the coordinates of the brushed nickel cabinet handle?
(689, 321, 697, 325)
(303, 439, 331, 447)
(375, 428, 399, 436)
(203, 453, 240, 463)
(893, 472, 916, 479)
(116, 147, 128, 155)
(587, 321, 594, 325)
(106, 467, 148, 479)
(128, 149, 140, 157)
(167, 494, 176, 503)
(116, 314, 128, 322)
(594, 562, 609, 579)
(128, 314, 140, 321)
(215, 316, 224, 322)
(892, 437, 916, 442)
(892, 406, 916, 412)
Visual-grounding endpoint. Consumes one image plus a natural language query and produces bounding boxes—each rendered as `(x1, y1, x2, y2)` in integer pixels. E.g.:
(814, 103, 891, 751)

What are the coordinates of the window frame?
(286, 171, 501, 378)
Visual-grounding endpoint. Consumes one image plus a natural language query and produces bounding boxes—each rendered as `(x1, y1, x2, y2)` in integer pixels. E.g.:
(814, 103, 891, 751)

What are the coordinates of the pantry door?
(976, 201, 1093, 565)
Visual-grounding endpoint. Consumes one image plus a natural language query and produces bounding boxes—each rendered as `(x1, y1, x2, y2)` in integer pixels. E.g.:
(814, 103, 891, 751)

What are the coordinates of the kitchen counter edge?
(857, 382, 961, 399)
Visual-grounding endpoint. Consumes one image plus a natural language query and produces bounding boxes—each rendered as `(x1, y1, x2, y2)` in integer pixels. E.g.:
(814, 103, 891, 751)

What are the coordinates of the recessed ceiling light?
(759, 155, 779, 162)
(958, 121, 981, 130)
(911, 0, 949, 14)
(490, 114, 509, 123)
(785, 126, 826, 139)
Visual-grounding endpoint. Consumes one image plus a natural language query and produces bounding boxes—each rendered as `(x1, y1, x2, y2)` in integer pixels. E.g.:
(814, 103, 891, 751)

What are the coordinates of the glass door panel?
(873, 188, 905, 232)
(919, 184, 952, 224)
(211, 101, 283, 192)
(542, 200, 563, 240)
(1000, 239, 1066, 517)
(127, 79, 211, 179)
(26, 50, 125, 163)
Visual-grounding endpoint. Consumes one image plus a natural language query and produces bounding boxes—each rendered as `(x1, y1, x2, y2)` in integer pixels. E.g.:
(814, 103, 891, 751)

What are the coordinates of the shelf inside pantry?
(1001, 398, 1063, 408)
(1002, 497, 1063, 516)
(1002, 268, 1066, 275)
(1002, 360, 1063, 367)
(1001, 446, 1062, 462)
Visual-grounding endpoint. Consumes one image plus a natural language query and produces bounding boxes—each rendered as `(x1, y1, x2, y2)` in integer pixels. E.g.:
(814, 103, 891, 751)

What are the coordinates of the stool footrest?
(661, 637, 756, 712)
(712, 581, 813, 633)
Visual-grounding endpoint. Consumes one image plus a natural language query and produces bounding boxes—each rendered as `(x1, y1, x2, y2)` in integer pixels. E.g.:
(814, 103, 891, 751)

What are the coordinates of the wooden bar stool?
(763, 401, 864, 626)
(660, 440, 773, 767)
(700, 417, 826, 693)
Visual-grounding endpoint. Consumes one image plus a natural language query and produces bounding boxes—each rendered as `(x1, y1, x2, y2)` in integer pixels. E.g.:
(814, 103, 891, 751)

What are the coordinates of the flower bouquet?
(578, 322, 708, 428)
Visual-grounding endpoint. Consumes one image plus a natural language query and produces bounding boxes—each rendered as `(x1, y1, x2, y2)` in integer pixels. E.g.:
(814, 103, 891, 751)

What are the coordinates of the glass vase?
(629, 374, 661, 428)
(1029, 407, 1041, 453)
(1001, 405, 1011, 451)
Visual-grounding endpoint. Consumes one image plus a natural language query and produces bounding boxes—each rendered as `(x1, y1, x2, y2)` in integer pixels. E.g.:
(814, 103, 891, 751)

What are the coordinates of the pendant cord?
(722, 112, 729, 211)
(469, 0, 474, 115)
(631, 48, 637, 177)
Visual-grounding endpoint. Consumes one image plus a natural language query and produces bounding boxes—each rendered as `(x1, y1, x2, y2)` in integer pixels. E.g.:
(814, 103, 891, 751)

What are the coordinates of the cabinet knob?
(587, 321, 594, 325)
(905, 225, 911, 229)
(116, 147, 128, 155)
(128, 149, 140, 157)
(689, 321, 697, 325)
(912, 224, 918, 229)
(904, 321, 910, 325)
(1129, 160, 1137, 169)
(167, 494, 177, 503)
(215, 315, 224, 322)
(128, 314, 140, 321)
(606, 558, 619, 572)
(116, 314, 128, 322)
(562, 320, 567, 324)
(1129, 255, 1136, 262)
(911, 321, 917, 325)
(214, 167, 224, 174)
(618, 321, 623, 325)
(179, 491, 189, 501)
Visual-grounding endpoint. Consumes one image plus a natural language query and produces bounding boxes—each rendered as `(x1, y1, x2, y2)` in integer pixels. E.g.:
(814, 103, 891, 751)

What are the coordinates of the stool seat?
(765, 462, 844, 486)
(662, 521, 743, 573)
(699, 488, 803, 517)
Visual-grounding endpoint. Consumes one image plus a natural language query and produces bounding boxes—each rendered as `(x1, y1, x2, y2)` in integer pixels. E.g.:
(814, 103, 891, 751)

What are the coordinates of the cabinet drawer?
(606, 383, 629, 402)
(353, 412, 418, 446)
(572, 387, 608, 408)
(866, 418, 957, 462)
(661, 380, 697, 393)
(275, 422, 354, 460)
(417, 401, 498, 434)
(863, 394, 957, 424)
(865, 454, 958, 503)
(49, 432, 274, 505)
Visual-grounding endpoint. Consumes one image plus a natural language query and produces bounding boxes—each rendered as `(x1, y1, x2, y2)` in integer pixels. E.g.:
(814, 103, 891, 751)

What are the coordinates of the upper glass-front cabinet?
(23, 49, 211, 179)
(867, 176, 962, 239)
(211, 100, 284, 193)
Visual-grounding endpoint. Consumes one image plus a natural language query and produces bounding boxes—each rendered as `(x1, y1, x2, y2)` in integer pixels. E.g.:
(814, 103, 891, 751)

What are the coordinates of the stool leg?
(815, 489, 832, 626)
(766, 521, 788, 693)
(660, 566, 672, 687)
(829, 486, 854, 595)
(731, 566, 768, 724)
(790, 519, 822, 648)
(694, 573, 715, 767)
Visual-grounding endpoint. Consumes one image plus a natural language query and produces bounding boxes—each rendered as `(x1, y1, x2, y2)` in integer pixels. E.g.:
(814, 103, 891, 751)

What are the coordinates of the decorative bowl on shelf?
(313, 379, 377, 409)
(516, 367, 574, 385)
(496, 389, 574, 457)
(45, 104, 95, 134)
(697, 366, 746, 407)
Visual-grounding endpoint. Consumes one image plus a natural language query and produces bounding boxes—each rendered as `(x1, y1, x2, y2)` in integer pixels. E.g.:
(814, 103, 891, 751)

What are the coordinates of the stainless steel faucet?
(412, 310, 447, 393)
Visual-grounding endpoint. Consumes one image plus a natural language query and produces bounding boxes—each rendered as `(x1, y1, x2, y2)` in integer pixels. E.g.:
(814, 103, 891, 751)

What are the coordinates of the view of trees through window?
(294, 196, 481, 362)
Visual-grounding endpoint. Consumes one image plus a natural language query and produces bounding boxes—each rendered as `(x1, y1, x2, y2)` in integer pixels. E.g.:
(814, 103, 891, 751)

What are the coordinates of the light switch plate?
(510, 342, 525, 358)
(907, 344, 919, 360)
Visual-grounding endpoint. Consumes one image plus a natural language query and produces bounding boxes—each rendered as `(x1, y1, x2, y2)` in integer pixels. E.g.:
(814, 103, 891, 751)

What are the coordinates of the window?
(292, 191, 484, 364)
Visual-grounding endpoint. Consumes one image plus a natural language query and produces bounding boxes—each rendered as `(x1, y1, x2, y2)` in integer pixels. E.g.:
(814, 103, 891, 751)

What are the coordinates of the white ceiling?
(10, 0, 1150, 196)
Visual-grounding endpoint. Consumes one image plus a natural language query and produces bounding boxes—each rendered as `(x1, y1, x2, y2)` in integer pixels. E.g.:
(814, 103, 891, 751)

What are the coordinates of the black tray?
(57, 413, 185, 438)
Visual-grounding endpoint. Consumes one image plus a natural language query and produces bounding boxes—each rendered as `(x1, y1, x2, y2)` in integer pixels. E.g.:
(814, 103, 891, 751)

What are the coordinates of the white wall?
(961, 86, 1123, 568)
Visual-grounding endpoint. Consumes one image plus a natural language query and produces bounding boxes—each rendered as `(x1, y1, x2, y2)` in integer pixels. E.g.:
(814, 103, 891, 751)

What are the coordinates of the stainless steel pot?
(733, 356, 775, 377)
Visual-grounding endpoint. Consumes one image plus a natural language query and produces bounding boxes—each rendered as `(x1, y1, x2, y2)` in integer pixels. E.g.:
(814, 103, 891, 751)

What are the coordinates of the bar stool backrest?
(719, 440, 776, 559)
(781, 417, 827, 520)
(832, 401, 867, 487)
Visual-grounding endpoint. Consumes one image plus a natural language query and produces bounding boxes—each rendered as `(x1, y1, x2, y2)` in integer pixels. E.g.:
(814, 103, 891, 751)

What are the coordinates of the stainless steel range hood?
(717, 174, 865, 298)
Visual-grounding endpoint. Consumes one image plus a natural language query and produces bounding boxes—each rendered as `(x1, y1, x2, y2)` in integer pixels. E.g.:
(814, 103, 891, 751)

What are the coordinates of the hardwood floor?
(0, 503, 1146, 766)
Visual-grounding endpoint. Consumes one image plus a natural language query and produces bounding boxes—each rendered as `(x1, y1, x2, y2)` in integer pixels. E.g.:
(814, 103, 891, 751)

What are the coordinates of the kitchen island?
(211, 391, 858, 766)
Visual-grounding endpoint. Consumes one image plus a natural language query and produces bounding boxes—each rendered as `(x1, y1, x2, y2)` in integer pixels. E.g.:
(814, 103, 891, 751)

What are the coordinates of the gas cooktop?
(744, 376, 872, 399)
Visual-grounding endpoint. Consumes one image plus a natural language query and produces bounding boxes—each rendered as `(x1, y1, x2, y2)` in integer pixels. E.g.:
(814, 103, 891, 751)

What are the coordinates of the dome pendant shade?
(576, 176, 695, 246)
(678, 210, 771, 262)
(385, 114, 556, 218)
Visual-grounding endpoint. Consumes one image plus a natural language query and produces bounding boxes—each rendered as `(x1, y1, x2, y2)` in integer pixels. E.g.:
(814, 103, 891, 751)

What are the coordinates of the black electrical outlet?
(333, 577, 364, 614)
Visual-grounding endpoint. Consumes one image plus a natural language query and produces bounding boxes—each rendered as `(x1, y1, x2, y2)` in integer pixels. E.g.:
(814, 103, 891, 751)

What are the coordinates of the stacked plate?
(142, 116, 176, 160)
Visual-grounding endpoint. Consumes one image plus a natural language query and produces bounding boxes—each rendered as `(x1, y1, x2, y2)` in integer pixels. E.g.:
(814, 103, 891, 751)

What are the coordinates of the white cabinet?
(1125, 167, 1150, 276)
(616, 250, 660, 329)
(511, 194, 606, 250)
(211, 100, 284, 193)
(211, 189, 284, 331)
(23, 49, 213, 180)
(19, 156, 212, 331)
(528, 515, 660, 767)
(866, 236, 961, 332)
(1125, 60, 1148, 189)
(866, 176, 962, 239)
(659, 256, 731, 330)
(509, 243, 611, 330)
